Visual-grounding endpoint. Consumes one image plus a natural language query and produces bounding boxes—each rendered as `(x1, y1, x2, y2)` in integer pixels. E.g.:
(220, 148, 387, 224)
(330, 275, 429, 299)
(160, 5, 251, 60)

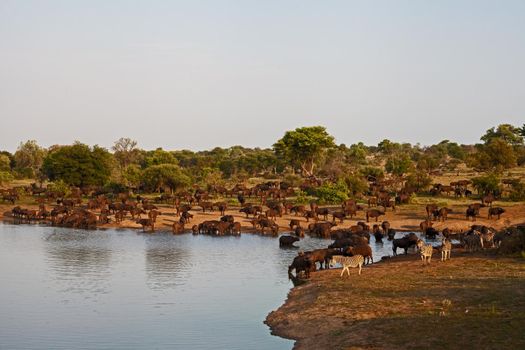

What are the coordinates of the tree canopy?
(273, 126, 335, 176)
(141, 164, 191, 193)
(42, 143, 113, 186)
(13, 140, 46, 178)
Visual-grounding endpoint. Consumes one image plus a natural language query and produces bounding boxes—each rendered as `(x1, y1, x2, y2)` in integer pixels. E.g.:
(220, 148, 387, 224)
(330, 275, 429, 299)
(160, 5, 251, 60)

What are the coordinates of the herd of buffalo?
(1, 177, 521, 278)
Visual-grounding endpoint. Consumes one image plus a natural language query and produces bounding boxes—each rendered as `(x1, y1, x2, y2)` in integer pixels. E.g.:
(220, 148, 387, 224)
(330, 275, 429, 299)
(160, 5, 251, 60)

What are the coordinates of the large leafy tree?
(142, 148, 178, 168)
(141, 164, 191, 193)
(481, 124, 524, 146)
(13, 140, 47, 178)
(273, 126, 335, 177)
(43, 143, 114, 187)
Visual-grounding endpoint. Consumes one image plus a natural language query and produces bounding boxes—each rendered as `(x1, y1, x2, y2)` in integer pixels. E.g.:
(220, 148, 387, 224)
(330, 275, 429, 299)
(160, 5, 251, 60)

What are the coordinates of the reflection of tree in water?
(44, 228, 112, 296)
(145, 236, 192, 291)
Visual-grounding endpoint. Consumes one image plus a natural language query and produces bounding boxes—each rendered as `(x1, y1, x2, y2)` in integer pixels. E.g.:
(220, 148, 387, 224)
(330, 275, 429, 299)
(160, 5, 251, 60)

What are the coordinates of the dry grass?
(266, 252, 525, 350)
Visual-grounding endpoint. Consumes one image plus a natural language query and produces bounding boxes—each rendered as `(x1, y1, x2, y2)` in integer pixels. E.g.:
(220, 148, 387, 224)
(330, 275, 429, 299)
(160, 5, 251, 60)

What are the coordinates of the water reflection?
(144, 235, 192, 290)
(45, 228, 112, 296)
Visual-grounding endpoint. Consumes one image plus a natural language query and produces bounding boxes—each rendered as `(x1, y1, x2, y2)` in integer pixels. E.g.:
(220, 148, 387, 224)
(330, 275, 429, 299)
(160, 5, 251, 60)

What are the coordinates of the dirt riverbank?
(1, 199, 524, 234)
(265, 251, 525, 350)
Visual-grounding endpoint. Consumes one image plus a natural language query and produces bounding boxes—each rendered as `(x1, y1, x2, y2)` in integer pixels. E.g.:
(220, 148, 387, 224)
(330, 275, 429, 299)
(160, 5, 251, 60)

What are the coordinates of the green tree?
(472, 174, 500, 195)
(0, 171, 13, 185)
(142, 148, 177, 168)
(13, 140, 47, 178)
(123, 164, 143, 188)
(385, 154, 413, 176)
(405, 170, 432, 192)
(43, 143, 113, 187)
(416, 154, 440, 174)
(141, 164, 191, 193)
(0, 154, 11, 172)
(312, 179, 349, 204)
(344, 174, 368, 196)
(481, 124, 524, 146)
(359, 166, 384, 180)
(471, 138, 517, 171)
(273, 126, 335, 176)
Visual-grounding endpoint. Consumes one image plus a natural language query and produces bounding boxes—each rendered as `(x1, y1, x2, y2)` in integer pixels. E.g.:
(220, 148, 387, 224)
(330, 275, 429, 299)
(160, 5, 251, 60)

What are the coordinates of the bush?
(405, 170, 432, 193)
(283, 174, 303, 188)
(472, 173, 500, 195)
(312, 180, 349, 204)
(294, 189, 310, 205)
(509, 182, 525, 201)
(104, 182, 129, 194)
(344, 175, 368, 196)
(0, 171, 13, 185)
(359, 166, 384, 180)
(47, 180, 71, 197)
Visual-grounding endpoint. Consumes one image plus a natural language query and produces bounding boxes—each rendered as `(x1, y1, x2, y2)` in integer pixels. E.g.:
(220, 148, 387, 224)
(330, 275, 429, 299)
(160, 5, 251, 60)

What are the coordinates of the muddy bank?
(265, 253, 525, 350)
(2, 201, 524, 234)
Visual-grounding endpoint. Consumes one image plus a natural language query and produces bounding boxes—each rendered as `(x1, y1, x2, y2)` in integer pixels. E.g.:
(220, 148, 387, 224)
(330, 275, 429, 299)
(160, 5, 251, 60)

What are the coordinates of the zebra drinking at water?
(330, 255, 364, 277)
(416, 239, 433, 264)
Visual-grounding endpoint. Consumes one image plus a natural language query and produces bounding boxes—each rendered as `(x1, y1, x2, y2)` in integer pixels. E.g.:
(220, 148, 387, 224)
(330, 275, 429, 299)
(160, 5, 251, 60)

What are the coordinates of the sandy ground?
(1, 197, 524, 235)
(265, 252, 525, 350)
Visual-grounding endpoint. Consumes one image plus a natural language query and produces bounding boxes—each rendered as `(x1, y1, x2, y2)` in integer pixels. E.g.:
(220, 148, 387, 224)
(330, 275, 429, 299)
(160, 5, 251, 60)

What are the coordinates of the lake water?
(0, 223, 408, 350)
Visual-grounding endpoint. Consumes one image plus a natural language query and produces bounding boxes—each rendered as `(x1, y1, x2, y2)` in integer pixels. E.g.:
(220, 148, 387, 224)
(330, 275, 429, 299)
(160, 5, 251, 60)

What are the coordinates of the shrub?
(104, 182, 129, 194)
(509, 182, 525, 201)
(312, 180, 349, 204)
(344, 175, 368, 196)
(359, 166, 384, 180)
(47, 180, 71, 197)
(472, 173, 500, 195)
(283, 173, 303, 188)
(405, 170, 432, 193)
(294, 190, 310, 205)
(0, 171, 13, 185)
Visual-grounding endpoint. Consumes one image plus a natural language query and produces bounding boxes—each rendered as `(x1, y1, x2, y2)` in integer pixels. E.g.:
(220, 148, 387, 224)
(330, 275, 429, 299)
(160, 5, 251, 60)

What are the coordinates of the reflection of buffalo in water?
(145, 239, 191, 290)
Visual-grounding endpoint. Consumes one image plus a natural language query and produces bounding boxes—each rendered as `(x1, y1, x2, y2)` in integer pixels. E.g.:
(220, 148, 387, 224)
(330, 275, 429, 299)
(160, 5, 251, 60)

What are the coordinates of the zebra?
(480, 231, 495, 249)
(330, 255, 364, 277)
(441, 237, 452, 261)
(416, 239, 433, 264)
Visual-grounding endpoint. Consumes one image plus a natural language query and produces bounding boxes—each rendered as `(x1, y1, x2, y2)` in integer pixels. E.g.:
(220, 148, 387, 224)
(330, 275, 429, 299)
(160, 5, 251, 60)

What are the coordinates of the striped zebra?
(330, 255, 364, 277)
(416, 239, 433, 264)
(441, 237, 452, 261)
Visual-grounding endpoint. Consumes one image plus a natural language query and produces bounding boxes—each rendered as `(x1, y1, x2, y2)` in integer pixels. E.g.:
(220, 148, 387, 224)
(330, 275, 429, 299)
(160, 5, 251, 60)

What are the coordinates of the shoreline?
(265, 252, 525, 350)
(2, 200, 524, 235)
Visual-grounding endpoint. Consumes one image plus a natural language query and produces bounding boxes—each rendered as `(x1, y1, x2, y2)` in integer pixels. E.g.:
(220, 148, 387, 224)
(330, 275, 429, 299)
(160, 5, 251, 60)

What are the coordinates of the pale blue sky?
(1, 0, 524, 152)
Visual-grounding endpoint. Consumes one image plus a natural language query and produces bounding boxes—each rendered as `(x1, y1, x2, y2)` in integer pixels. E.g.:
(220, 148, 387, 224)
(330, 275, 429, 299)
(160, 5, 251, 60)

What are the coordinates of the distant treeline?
(1, 124, 524, 199)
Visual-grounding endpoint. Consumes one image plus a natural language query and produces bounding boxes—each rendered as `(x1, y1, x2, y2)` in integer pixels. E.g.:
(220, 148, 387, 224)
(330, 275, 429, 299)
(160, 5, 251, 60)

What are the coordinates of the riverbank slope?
(266, 252, 525, 350)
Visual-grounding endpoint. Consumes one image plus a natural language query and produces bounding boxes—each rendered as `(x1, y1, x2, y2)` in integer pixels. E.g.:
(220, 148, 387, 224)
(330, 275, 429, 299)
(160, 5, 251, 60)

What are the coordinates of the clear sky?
(1, 0, 524, 152)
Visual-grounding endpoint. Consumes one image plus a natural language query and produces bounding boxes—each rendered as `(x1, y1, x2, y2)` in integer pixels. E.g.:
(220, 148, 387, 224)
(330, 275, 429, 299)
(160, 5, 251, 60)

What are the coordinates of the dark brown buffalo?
(137, 218, 154, 232)
(172, 222, 185, 234)
(304, 248, 338, 270)
(426, 204, 438, 219)
(366, 208, 384, 222)
(332, 211, 346, 223)
(392, 233, 418, 255)
(279, 235, 300, 247)
(488, 207, 505, 219)
(288, 254, 313, 278)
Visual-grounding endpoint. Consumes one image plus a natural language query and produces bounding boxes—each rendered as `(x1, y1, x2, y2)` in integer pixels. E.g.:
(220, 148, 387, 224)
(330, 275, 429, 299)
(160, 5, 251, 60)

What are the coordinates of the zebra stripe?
(330, 255, 364, 276)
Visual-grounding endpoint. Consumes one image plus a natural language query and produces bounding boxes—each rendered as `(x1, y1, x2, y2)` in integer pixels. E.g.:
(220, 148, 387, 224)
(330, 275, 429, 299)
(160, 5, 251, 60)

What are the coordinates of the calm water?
(0, 223, 407, 350)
